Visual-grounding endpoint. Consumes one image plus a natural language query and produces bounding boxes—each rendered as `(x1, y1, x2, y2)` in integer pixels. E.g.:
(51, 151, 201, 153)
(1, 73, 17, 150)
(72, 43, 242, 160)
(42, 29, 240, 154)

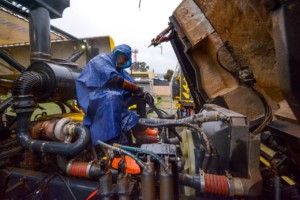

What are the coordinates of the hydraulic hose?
(139, 111, 226, 125)
(113, 143, 167, 170)
(97, 140, 145, 169)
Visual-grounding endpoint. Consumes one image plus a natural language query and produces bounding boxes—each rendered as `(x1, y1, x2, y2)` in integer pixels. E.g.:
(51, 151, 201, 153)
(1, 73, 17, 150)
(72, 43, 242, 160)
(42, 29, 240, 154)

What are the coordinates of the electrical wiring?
(216, 42, 240, 76)
(25, 173, 77, 200)
(216, 41, 272, 135)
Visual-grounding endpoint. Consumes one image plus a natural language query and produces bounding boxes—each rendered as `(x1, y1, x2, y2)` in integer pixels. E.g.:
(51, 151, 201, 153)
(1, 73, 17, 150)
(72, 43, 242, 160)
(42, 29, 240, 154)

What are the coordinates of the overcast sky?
(51, 0, 181, 74)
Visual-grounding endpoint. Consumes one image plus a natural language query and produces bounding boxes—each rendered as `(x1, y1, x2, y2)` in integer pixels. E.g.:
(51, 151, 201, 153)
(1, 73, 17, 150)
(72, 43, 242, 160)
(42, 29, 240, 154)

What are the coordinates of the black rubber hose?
(12, 72, 43, 96)
(0, 49, 26, 72)
(16, 112, 90, 156)
(12, 71, 90, 156)
(178, 173, 201, 189)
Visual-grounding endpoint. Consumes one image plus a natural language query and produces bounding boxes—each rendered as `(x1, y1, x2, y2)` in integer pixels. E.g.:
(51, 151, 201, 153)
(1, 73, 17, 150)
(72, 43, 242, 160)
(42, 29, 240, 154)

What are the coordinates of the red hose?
(86, 189, 99, 200)
(69, 162, 89, 177)
(204, 173, 229, 196)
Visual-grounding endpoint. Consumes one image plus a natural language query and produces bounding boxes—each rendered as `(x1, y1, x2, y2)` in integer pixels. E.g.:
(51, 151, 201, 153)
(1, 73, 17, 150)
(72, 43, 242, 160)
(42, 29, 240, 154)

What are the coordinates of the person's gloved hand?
(133, 87, 144, 97)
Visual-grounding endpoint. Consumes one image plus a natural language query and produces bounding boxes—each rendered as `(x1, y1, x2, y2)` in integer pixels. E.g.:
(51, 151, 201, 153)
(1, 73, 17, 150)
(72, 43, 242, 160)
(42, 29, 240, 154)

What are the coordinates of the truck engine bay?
(0, 0, 300, 199)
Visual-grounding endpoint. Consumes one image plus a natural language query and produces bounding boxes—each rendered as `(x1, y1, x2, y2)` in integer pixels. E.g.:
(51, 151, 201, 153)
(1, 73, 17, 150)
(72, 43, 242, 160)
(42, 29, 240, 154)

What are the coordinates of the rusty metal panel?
(194, 0, 279, 90)
(173, 0, 214, 47)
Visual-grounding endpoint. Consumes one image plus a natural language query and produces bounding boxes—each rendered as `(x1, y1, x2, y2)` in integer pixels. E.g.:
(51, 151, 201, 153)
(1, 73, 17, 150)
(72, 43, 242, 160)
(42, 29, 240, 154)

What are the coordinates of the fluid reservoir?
(27, 61, 81, 101)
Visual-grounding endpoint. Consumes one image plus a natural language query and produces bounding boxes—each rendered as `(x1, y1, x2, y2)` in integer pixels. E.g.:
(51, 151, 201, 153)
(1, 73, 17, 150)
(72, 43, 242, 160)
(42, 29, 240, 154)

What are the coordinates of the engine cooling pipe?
(16, 113, 89, 156)
(160, 157, 174, 200)
(57, 156, 103, 178)
(179, 171, 260, 197)
(12, 71, 88, 156)
(11, 49, 83, 156)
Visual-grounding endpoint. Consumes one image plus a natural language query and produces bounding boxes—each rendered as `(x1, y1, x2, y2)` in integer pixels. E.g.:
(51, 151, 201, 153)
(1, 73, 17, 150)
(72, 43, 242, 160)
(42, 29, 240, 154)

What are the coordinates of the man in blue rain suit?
(76, 44, 158, 145)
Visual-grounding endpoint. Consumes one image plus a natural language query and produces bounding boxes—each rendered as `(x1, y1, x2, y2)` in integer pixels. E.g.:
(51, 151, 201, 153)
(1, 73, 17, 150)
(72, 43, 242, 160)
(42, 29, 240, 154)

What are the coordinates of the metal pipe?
(142, 157, 155, 200)
(117, 174, 130, 200)
(159, 160, 174, 200)
(67, 51, 85, 62)
(139, 111, 226, 125)
(99, 171, 113, 200)
(0, 97, 13, 114)
(0, 49, 26, 72)
(275, 175, 281, 200)
(29, 7, 51, 60)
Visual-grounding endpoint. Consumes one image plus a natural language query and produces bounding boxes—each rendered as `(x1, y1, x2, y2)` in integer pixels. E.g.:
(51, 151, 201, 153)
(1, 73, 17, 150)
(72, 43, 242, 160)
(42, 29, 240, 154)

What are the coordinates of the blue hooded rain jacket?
(76, 44, 139, 145)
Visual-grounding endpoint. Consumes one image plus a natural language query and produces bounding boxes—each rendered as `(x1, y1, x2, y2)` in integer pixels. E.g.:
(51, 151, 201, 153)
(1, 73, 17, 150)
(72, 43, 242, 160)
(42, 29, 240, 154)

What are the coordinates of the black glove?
(133, 87, 144, 97)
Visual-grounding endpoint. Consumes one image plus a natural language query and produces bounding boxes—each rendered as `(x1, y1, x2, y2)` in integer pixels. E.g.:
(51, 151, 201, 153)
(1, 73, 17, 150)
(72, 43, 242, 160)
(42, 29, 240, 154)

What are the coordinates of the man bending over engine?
(76, 44, 158, 145)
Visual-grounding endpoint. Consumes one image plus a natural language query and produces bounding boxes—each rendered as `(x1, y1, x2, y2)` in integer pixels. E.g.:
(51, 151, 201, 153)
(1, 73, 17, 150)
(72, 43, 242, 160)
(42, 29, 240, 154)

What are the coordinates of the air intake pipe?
(12, 62, 87, 156)
(57, 155, 102, 178)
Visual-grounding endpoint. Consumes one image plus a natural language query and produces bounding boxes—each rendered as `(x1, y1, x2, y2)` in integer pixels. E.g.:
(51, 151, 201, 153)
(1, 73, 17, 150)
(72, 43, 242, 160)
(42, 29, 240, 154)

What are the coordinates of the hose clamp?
(86, 160, 95, 178)
(226, 171, 234, 196)
(66, 159, 75, 175)
(199, 169, 205, 193)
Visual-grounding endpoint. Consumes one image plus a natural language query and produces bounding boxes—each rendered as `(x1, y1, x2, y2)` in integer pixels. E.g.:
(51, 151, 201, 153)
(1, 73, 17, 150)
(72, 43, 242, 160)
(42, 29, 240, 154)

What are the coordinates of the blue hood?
(107, 44, 132, 66)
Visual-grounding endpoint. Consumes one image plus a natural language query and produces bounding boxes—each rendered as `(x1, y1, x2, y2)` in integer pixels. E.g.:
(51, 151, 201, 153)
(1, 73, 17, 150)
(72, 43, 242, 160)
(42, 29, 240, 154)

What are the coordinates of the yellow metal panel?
(38, 113, 84, 122)
(109, 36, 115, 52)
